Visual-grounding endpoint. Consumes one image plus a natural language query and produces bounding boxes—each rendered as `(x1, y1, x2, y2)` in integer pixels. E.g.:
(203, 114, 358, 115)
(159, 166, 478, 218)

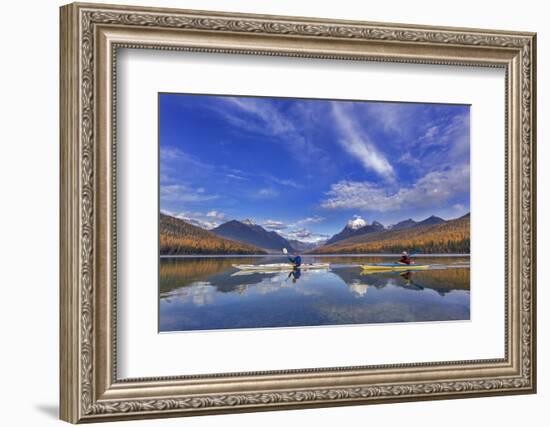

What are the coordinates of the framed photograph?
(60, 2, 537, 423)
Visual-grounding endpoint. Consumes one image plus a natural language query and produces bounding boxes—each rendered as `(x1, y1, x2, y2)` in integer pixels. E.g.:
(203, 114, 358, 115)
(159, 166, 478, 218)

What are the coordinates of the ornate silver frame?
(60, 2, 537, 423)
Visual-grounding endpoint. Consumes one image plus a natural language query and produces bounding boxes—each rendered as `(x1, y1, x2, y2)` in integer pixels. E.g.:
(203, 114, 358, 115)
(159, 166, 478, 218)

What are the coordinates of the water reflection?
(159, 256, 470, 332)
(287, 268, 302, 283)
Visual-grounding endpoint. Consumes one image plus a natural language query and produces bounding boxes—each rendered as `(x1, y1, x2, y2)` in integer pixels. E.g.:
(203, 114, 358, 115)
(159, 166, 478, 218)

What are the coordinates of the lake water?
(159, 255, 470, 332)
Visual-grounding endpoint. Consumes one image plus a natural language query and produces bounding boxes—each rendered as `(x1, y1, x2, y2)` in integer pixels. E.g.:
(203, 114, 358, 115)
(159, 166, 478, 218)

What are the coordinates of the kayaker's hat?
(402, 251, 408, 256)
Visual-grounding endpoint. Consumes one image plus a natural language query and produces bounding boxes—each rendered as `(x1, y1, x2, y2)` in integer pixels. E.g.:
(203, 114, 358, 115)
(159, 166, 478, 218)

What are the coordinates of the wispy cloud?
(166, 209, 227, 230)
(258, 216, 329, 243)
(224, 97, 295, 135)
(283, 228, 330, 244)
(364, 103, 411, 136)
(321, 164, 469, 212)
(206, 97, 331, 170)
(263, 174, 304, 189)
(160, 146, 212, 169)
(160, 146, 216, 186)
(225, 173, 247, 181)
(162, 146, 251, 183)
(423, 125, 439, 140)
(206, 210, 226, 220)
(363, 104, 471, 173)
(413, 112, 470, 150)
(331, 103, 395, 181)
(160, 184, 218, 204)
(206, 96, 294, 139)
(292, 216, 325, 226)
(252, 188, 279, 199)
(263, 220, 288, 231)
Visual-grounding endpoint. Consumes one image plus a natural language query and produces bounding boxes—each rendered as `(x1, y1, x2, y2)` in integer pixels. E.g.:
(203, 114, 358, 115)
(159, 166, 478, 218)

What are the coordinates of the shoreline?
(160, 253, 471, 259)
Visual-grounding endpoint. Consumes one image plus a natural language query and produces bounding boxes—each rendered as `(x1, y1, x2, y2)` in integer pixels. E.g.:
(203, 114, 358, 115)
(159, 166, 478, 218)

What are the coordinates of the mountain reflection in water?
(159, 256, 470, 332)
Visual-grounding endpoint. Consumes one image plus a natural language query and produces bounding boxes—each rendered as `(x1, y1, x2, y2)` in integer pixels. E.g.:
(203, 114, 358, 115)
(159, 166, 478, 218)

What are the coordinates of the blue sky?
(159, 93, 470, 243)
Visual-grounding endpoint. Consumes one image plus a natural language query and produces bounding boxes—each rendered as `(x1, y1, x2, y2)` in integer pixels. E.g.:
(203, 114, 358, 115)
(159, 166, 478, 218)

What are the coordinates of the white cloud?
(284, 228, 330, 244)
(423, 125, 439, 140)
(225, 97, 295, 135)
(406, 112, 470, 170)
(292, 216, 325, 226)
(264, 174, 304, 189)
(161, 147, 255, 187)
(447, 203, 470, 218)
(207, 97, 331, 170)
(172, 210, 228, 230)
(414, 113, 469, 149)
(206, 97, 295, 140)
(160, 146, 184, 162)
(260, 217, 330, 243)
(359, 104, 470, 174)
(321, 164, 469, 212)
(160, 184, 218, 203)
(225, 173, 247, 181)
(206, 210, 226, 220)
(263, 220, 288, 231)
(160, 146, 211, 169)
(331, 103, 395, 180)
(254, 216, 329, 243)
(159, 146, 218, 188)
(287, 228, 312, 239)
(253, 188, 279, 199)
(365, 103, 410, 136)
(396, 151, 421, 166)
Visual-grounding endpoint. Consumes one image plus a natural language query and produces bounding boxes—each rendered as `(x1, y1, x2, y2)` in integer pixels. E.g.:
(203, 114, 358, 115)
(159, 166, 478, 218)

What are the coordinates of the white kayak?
(232, 263, 330, 272)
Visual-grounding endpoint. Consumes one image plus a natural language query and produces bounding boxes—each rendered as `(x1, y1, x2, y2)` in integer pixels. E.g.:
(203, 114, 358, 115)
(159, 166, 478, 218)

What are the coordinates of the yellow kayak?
(361, 263, 430, 272)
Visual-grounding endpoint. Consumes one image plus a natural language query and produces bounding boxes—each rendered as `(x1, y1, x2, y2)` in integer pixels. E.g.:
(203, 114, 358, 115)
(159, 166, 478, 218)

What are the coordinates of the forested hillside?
(311, 214, 470, 254)
(160, 213, 267, 255)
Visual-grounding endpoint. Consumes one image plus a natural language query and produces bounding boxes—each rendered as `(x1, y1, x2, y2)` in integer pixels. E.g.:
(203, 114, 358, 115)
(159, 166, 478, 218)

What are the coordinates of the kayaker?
(399, 251, 412, 265)
(282, 248, 302, 268)
(288, 253, 302, 268)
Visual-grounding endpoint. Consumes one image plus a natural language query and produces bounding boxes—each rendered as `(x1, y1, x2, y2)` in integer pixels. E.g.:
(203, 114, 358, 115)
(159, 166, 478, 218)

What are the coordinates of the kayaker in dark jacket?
(399, 251, 412, 265)
(282, 248, 302, 268)
(288, 254, 302, 268)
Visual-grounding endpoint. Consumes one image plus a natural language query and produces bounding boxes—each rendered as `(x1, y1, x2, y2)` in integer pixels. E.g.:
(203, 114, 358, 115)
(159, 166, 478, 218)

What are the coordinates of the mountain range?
(326, 219, 385, 245)
(160, 212, 470, 255)
(211, 219, 296, 253)
(389, 215, 446, 230)
(160, 213, 267, 255)
(311, 213, 470, 254)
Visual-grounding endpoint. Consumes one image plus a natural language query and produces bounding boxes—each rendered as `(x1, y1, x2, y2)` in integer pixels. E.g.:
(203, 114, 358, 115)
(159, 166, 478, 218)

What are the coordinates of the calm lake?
(159, 255, 470, 332)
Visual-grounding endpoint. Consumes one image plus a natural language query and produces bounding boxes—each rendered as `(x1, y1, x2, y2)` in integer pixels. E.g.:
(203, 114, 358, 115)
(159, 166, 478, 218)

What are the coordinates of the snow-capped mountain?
(326, 217, 385, 245)
(346, 216, 368, 230)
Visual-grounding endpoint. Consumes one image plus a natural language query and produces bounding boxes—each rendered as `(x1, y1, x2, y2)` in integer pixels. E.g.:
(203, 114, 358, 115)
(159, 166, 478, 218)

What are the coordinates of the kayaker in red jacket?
(399, 251, 412, 265)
